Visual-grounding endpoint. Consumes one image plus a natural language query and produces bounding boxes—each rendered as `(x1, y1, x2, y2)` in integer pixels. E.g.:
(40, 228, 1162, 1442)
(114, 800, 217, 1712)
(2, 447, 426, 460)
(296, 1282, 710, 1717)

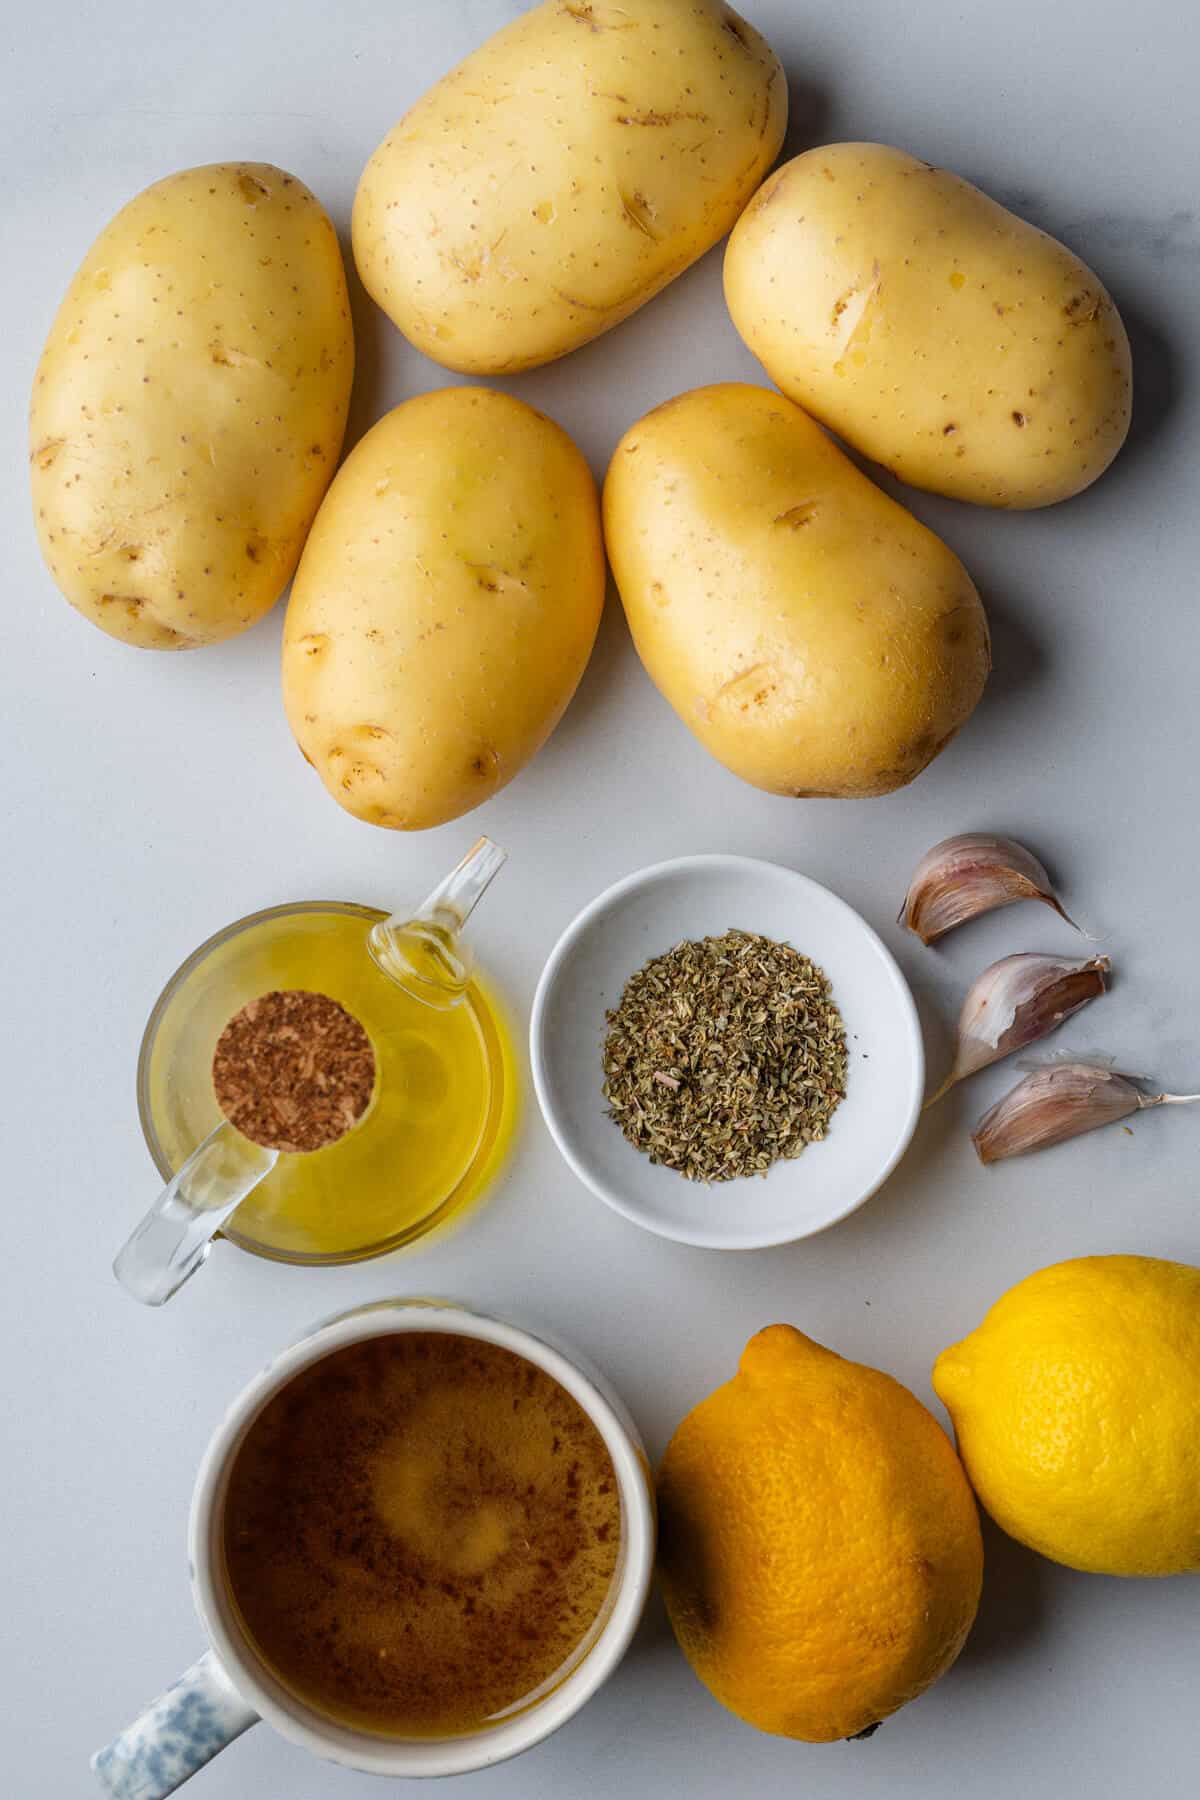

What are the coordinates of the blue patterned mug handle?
(91, 1650, 258, 1798)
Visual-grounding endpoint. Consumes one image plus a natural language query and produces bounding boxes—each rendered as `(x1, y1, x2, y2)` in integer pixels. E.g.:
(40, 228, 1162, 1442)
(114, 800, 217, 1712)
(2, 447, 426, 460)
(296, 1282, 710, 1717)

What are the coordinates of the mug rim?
(188, 1300, 656, 1778)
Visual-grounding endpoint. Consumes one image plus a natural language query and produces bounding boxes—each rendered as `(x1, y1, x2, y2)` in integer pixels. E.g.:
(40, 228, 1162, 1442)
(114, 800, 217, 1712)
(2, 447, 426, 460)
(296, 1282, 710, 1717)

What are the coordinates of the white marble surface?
(3, 3, 1198, 1795)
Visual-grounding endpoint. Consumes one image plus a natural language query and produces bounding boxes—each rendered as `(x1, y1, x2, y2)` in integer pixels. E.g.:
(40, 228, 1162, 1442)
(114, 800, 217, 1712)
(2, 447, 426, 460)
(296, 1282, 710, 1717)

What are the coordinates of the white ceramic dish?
(530, 856, 924, 1249)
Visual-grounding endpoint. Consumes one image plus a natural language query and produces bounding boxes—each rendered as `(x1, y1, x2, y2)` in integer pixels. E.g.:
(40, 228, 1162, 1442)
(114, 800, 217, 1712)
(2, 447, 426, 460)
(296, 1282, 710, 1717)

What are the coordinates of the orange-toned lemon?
(657, 1325, 982, 1742)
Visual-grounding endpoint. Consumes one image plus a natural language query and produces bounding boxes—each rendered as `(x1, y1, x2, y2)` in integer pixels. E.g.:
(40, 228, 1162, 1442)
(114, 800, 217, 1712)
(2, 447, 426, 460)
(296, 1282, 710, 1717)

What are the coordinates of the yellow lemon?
(933, 1255, 1200, 1577)
(657, 1325, 983, 1742)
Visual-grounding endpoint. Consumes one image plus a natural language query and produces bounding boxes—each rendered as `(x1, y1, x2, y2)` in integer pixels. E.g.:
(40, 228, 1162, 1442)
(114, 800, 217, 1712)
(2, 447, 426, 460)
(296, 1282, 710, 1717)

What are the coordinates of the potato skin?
(724, 143, 1132, 509)
(282, 387, 605, 830)
(603, 383, 990, 798)
(30, 163, 353, 649)
(352, 0, 786, 374)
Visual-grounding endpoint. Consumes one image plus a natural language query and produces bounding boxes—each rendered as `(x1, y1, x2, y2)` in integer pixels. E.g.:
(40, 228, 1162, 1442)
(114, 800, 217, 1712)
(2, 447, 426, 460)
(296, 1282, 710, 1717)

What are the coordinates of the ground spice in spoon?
(212, 990, 376, 1154)
(602, 930, 848, 1182)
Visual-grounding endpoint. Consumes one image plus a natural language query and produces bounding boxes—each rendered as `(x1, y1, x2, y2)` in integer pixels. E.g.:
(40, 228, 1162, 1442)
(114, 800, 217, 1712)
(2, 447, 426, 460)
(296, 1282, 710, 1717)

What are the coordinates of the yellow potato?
(724, 143, 1132, 508)
(282, 387, 605, 830)
(603, 383, 990, 798)
(353, 0, 785, 374)
(30, 163, 353, 649)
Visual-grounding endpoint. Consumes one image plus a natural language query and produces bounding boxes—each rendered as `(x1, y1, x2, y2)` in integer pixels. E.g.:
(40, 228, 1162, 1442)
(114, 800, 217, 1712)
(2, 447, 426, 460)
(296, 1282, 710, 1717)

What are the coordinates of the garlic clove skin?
(899, 833, 1082, 944)
(926, 952, 1110, 1106)
(972, 1063, 1200, 1162)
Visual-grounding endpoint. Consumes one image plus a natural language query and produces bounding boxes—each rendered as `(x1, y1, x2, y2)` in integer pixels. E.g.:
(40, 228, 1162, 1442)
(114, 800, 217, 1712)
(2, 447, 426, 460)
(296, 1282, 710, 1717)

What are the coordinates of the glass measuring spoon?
(113, 837, 507, 1304)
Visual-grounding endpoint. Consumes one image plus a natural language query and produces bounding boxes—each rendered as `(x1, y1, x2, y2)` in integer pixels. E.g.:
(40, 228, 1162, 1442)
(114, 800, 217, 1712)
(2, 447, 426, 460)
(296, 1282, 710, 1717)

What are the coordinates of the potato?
(282, 387, 605, 830)
(352, 0, 785, 374)
(603, 383, 990, 798)
(30, 163, 353, 649)
(724, 143, 1132, 508)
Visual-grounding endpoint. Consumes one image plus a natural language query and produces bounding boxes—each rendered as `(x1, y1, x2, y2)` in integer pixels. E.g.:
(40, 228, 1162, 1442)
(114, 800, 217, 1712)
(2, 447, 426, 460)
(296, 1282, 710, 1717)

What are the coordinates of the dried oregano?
(602, 930, 848, 1182)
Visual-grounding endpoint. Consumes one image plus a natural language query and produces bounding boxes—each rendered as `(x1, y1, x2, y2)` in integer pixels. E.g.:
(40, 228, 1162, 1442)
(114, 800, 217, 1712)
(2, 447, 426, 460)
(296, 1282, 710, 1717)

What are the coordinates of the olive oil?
(140, 903, 513, 1261)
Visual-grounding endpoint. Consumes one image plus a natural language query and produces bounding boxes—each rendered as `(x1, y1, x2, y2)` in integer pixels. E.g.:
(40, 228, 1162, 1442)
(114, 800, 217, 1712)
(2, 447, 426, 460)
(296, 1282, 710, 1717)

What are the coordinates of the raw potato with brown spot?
(603, 383, 990, 798)
(282, 387, 605, 830)
(724, 142, 1132, 507)
(352, 0, 786, 374)
(30, 163, 354, 648)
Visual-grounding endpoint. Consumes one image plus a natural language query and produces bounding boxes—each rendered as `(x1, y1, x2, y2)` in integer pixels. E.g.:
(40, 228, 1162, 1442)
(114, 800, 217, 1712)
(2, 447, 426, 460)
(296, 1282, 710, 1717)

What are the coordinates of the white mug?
(92, 1299, 656, 1795)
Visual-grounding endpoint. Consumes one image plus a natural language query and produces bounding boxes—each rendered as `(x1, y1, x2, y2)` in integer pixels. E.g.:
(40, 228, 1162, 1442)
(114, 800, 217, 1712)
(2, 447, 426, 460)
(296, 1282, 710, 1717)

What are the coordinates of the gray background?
(4, 1, 1197, 1795)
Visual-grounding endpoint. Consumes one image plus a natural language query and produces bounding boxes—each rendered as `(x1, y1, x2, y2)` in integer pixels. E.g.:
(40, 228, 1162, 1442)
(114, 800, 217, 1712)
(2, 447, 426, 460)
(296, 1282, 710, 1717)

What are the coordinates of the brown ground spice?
(212, 989, 376, 1154)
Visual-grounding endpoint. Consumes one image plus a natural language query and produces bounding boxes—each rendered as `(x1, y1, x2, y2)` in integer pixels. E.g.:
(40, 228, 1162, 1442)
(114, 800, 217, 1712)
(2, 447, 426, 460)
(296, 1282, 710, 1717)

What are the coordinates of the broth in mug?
(222, 1332, 622, 1736)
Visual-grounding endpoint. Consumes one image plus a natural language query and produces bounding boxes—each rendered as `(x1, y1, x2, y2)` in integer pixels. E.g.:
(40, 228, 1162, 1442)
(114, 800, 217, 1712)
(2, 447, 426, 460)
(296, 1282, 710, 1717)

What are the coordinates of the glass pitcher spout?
(368, 837, 507, 1011)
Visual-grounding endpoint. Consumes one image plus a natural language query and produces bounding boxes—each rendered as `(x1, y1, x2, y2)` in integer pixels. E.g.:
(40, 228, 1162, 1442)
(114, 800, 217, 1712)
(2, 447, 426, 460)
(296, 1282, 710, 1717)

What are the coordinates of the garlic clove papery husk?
(973, 1063, 1200, 1163)
(926, 952, 1110, 1107)
(899, 833, 1082, 944)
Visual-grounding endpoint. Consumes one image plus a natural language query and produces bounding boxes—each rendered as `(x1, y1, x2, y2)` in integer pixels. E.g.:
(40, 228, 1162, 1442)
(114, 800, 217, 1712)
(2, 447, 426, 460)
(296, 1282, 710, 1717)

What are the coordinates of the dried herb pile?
(602, 930, 848, 1182)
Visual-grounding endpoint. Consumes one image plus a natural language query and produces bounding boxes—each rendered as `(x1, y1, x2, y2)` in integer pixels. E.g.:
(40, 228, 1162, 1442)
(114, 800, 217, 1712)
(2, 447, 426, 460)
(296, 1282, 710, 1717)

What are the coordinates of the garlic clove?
(926, 952, 1110, 1106)
(973, 1063, 1200, 1162)
(899, 833, 1082, 944)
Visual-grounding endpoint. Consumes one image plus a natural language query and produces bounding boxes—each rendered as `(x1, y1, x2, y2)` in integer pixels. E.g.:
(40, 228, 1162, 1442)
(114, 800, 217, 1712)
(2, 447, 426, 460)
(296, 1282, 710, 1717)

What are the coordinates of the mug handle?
(91, 1649, 258, 1798)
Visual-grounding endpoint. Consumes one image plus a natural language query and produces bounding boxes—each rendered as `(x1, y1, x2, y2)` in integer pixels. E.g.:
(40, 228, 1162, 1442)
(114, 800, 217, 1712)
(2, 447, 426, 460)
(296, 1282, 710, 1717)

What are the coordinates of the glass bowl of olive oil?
(137, 900, 516, 1265)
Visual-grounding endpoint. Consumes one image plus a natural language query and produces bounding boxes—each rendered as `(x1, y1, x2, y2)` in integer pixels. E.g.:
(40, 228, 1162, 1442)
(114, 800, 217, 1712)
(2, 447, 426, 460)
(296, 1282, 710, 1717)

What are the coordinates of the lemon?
(933, 1255, 1200, 1577)
(656, 1325, 983, 1743)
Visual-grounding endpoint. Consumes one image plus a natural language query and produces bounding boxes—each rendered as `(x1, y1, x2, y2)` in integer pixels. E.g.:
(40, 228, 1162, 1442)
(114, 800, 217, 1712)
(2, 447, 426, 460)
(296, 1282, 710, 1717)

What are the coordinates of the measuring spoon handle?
(113, 1120, 277, 1306)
